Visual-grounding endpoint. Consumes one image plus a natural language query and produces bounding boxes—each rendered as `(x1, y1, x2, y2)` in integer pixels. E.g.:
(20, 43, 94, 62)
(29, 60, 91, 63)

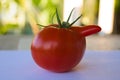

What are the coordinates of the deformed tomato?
(31, 9, 101, 72)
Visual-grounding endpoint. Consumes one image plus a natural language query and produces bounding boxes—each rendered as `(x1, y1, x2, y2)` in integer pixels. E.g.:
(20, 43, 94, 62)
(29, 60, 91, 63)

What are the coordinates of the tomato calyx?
(37, 8, 82, 29)
(37, 9, 101, 37)
(56, 8, 82, 28)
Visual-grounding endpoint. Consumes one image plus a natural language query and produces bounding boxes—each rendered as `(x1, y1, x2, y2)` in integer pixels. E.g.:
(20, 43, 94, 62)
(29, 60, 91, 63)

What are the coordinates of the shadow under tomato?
(71, 63, 88, 72)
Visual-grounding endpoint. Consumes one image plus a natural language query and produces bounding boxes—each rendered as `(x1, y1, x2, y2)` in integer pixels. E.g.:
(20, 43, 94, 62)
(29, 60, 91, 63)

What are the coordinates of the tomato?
(31, 9, 101, 72)
(31, 26, 86, 72)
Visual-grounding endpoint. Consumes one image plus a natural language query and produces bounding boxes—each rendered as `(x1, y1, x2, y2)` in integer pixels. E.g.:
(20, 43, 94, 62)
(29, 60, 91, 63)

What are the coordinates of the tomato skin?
(31, 27, 86, 72)
(70, 25, 101, 36)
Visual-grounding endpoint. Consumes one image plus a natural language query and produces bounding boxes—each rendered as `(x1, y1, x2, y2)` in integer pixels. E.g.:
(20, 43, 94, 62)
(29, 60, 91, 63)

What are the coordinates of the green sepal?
(56, 9, 62, 28)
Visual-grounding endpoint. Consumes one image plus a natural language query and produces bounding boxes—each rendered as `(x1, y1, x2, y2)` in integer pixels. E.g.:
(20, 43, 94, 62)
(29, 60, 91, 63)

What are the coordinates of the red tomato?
(31, 25, 101, 72)
(31, 9, 101, 72)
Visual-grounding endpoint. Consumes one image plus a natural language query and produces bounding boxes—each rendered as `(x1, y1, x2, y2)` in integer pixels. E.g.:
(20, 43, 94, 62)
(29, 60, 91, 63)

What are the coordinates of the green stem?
(67, 8, 75, 23)
(56, 9, 62, 27)
(69, 15, 82, 27)
(37, 9, 82, 29)
(37, 24, 45, 27)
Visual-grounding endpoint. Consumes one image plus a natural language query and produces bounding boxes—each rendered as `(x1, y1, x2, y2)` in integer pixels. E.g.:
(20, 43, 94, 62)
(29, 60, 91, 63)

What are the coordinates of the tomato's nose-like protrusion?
(80, 25, 101, 36)
(70, 25, 101, 37)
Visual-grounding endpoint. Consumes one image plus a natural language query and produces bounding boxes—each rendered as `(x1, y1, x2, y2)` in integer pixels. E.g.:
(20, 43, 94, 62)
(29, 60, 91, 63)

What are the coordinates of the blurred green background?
(0, 0, 120, 50)
(0, 0, 63, 35)
(0, 0, 120, 35)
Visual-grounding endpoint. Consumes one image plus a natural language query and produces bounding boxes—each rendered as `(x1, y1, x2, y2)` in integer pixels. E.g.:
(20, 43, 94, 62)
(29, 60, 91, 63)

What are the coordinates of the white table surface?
(0, 50, 120, 80)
